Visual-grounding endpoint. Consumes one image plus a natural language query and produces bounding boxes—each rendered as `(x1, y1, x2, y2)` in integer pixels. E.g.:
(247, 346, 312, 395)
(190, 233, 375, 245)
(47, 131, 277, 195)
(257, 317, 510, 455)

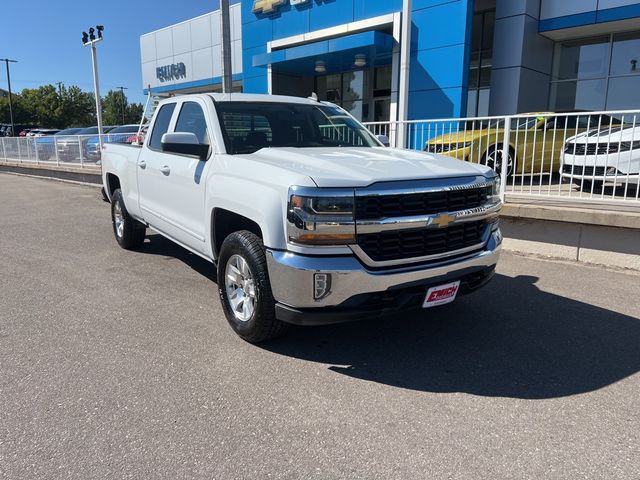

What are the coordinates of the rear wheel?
(111, 189, 146, 250)
(217, 231, 288, 343)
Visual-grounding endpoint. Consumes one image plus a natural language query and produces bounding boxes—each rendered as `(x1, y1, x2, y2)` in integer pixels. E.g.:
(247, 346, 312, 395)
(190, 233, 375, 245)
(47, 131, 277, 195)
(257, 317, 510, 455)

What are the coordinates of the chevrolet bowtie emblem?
(430, 213, 455, 228)
(253, 0, 286, 14)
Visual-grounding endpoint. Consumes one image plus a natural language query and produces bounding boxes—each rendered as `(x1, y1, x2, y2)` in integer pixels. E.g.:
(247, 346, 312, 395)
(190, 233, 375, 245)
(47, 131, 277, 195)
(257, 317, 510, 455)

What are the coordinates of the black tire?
(111, 189, 146, 250)
(482, 144, 515, 178)
(217, 231, 288, 343)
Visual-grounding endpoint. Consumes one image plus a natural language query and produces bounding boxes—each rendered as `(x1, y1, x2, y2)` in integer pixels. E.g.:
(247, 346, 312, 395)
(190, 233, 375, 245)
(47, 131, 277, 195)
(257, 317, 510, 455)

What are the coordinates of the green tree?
(102, 90, 144, 125)
(57, 85, 95, 128)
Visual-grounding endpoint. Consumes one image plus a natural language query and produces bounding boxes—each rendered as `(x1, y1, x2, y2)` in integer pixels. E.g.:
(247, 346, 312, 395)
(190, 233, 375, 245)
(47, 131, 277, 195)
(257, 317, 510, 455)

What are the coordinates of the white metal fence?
(364, 110, 640, 205)
(2, 111, 639, 206)
(0, 134, 138, 167)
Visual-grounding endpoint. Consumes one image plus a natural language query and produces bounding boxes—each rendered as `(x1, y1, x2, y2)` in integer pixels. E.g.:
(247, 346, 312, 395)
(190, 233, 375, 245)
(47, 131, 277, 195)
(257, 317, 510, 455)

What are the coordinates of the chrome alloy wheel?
(225, 254, 257, 322)
(487, 148, 514, 177)
(113, 200, 124, 238)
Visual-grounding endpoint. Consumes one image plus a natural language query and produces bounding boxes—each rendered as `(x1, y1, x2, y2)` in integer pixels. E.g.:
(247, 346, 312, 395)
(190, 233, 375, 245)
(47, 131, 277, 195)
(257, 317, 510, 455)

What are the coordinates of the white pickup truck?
(102, 93, 502, 342)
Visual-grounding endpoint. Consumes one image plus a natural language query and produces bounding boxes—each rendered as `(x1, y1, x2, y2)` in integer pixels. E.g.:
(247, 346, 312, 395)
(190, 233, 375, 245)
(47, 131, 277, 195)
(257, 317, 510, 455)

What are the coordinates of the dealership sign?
(156, 62, 186, 82)
(253, 0, 310, 14)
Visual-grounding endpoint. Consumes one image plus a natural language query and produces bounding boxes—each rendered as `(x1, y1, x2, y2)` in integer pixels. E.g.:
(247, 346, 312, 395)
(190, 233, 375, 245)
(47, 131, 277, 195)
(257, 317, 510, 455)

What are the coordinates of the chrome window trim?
(355, 201, 501, 234)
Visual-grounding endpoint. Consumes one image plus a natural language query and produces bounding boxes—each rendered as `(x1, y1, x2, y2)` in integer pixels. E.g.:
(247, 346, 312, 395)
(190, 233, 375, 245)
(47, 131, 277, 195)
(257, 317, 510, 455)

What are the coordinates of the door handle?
(160, 165, 171, 175)
(138, 160, 146, 169)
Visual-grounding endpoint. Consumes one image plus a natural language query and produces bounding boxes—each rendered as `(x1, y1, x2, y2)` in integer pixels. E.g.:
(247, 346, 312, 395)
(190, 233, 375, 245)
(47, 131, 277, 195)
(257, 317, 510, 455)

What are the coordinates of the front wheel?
(217, 231, 288, 343)
(483, 144, 515, 178)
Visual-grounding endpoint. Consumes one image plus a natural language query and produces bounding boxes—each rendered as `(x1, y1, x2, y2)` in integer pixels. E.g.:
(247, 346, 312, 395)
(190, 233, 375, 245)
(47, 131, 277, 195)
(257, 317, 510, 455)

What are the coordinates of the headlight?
(287, 187, 355, 245)
(490, 175, 501, 201)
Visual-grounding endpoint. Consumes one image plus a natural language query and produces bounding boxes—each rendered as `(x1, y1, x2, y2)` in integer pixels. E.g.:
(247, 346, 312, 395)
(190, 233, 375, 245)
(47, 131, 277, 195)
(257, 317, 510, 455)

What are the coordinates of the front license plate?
(422, 281, 461, 308)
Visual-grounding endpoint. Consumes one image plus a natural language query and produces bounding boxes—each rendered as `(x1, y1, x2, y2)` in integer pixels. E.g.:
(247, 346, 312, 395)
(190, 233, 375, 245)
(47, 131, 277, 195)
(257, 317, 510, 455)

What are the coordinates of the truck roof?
(208, 93, 319, 105)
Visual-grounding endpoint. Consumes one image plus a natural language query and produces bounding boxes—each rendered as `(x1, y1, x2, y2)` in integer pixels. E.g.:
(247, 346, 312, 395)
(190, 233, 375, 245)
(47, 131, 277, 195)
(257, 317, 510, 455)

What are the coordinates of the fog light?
(314, 273, 331, 300)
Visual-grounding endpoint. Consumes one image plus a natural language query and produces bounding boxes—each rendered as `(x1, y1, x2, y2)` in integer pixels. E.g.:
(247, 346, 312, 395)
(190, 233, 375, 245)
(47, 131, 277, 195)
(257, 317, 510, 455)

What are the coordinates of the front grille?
(356, 220, 486, 262)
(562, 165, 610, 176)
(565, 143, 616, 155)
(355, 185, 491, 220)
(426, 143, 456, 153)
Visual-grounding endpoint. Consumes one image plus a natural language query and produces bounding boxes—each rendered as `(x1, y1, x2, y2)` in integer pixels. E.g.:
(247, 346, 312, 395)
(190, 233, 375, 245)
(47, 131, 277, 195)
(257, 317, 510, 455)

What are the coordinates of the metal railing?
(364, 110, 640, 205)
(0, 133, 139, 167)
(2, 113, 639, 206)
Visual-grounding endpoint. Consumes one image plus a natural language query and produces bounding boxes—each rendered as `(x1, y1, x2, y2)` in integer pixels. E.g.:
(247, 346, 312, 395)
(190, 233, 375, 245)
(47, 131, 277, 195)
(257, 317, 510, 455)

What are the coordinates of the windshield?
(56, 128, 82, 135)
(109, 125, 139, 134)
(215, 102, 380, 155)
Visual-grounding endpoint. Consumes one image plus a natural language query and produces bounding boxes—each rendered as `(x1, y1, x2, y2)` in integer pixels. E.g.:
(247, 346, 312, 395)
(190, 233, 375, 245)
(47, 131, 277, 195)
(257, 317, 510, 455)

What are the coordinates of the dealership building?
(140, 0, 640, 122)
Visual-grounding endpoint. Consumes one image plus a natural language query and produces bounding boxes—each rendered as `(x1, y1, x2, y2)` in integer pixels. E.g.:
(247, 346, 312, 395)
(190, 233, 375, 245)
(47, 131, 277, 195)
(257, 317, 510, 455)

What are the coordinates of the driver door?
(137, 99, 212, 254)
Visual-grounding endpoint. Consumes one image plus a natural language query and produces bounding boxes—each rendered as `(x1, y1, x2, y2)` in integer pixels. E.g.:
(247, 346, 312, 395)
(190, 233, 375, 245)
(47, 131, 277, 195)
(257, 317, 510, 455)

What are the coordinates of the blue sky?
(0, 0, 236, 104)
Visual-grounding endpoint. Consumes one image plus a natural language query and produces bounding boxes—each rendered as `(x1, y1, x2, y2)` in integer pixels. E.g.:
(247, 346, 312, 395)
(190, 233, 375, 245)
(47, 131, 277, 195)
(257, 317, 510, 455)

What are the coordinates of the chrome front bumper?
(266, 228, 502, 310)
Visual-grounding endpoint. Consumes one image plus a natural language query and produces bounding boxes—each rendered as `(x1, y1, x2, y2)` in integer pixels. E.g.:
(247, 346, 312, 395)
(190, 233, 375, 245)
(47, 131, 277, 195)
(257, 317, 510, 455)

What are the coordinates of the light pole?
(116, 86, 128, 124)
(82, 25, 104, 149)
(0, 58, 17, 136)
(220, 0, 233, 93)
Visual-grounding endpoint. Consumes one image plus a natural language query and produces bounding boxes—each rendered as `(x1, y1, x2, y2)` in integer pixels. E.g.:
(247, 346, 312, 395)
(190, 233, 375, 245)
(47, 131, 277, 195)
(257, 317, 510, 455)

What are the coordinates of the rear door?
(137, 99, 213, 254)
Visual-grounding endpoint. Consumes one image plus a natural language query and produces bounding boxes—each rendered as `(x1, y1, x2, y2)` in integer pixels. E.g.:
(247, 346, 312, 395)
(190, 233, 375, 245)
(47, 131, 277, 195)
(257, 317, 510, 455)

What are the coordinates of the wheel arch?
(211, 208, 264, 260)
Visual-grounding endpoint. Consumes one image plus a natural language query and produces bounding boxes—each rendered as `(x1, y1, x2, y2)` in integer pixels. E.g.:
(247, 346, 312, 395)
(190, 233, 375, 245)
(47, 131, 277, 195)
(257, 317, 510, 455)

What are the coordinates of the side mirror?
(376, 134, 390, 147)
(161, 132, 209, 160)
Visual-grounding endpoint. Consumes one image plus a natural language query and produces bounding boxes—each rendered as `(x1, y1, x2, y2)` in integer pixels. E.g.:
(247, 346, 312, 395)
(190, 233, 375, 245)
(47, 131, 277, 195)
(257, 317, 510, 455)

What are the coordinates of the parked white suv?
(102, 93, 502, 342)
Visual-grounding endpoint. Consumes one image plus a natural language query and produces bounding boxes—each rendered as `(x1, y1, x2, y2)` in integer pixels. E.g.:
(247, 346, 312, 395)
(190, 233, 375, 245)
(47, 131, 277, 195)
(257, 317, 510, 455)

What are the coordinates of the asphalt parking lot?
(1, 173, 639, 479)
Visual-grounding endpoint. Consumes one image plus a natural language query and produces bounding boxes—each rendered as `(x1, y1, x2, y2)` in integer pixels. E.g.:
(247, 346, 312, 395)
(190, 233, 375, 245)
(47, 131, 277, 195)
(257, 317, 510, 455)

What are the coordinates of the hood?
(567, 126, 639, 144)
(237, 147, 493, 188)
(427, 130, 486, 145)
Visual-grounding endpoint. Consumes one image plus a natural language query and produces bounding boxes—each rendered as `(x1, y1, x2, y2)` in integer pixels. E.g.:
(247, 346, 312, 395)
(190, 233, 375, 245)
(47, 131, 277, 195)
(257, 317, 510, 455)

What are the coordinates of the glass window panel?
(175, 102, 209, 144)
(468, 51, 480, 89)
(374, 98, 390, 122)
(149, 103, 176, 150)
(479, 66, 492, 88)
(477, 89, 490, 117)
(471, 13, 483, 51)
(606, 76, 640, 110)
(343, 99, 363, 121)
(552, 36, 610, 81)
(467, 90, 478, 117)
(482, 11, 495, 50)
(374, 66, 392, 96)
(610, 31, 640, 76)
(549, 81, 576, 111)
(325, 74, 342, 103)
(342, 71, 364, 103)
(575, 79, 607, 110)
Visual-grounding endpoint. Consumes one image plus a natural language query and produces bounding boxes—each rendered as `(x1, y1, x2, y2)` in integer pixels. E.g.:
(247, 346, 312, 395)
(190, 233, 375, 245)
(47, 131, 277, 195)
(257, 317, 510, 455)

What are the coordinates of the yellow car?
(424, 113, 618, 177)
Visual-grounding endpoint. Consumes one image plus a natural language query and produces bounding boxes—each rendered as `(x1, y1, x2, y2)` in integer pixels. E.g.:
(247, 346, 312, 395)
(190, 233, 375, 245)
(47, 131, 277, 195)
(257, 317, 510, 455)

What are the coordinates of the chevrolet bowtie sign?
(253, 0, 309, 14)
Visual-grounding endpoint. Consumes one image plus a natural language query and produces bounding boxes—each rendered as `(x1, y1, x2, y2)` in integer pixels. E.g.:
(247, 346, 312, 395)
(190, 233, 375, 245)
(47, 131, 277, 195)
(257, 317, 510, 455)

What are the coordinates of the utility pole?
(82, 26, 104, 149)
(117, 86, 128, 124)
(220, 0, 233, 93)
(0, 58, 17, 136)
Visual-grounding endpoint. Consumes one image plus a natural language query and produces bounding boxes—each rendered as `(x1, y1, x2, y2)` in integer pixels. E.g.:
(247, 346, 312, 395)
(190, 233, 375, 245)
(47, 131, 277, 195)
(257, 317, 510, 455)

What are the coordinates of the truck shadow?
(261, 274, 640, 400)
(139, 234, 640, 400)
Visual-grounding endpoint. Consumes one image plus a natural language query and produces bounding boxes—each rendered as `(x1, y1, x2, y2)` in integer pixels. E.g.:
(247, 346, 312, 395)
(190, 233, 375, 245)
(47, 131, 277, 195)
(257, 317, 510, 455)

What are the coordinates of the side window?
(221, 111, 272, 153)
(149, 103, 176, 150)
(175, 102, 209, 144)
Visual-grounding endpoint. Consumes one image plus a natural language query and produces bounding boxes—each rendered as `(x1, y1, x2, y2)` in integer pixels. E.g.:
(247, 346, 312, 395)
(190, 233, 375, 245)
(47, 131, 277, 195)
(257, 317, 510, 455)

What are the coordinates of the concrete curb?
(0, 162, 102, 186)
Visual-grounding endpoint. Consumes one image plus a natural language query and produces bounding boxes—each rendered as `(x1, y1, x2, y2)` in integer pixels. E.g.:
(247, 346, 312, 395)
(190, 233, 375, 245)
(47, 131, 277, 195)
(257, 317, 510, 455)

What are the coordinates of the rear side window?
(175, 102, 209, 144)
(149, 103, 176, 150)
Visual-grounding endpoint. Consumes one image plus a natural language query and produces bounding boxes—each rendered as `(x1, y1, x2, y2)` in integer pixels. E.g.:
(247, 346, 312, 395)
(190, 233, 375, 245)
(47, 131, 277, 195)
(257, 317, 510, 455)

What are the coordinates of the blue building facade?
(140, 0, 640, 121)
